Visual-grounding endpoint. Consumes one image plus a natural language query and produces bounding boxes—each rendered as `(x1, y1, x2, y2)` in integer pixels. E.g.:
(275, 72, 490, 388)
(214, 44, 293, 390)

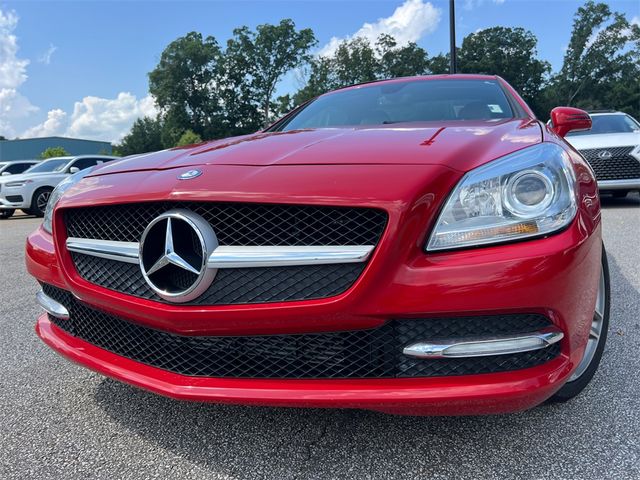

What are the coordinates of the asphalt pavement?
(1, 195, 639, 480)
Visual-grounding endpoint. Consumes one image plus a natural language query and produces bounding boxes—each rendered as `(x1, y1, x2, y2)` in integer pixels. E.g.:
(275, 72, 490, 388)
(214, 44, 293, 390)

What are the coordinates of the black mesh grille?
(64, 202, 387, 245)
(579, 146, 640, 180)
(42, 284, 561, 379)
(71, 252, 364, 305)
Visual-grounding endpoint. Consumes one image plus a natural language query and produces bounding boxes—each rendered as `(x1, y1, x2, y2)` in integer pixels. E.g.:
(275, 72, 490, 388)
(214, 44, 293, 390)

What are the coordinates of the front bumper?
(27, 214, 602, 415)
(0, 196, 27, 209)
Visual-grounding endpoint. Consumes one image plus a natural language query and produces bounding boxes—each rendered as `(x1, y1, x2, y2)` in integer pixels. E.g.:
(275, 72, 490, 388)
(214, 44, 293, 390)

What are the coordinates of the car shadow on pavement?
(92, 254, 639, 479)
(599, 192, 640, 209)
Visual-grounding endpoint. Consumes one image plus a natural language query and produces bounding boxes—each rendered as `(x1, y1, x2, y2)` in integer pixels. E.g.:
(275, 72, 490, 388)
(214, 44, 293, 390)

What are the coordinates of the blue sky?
(1, 0, 638, 142)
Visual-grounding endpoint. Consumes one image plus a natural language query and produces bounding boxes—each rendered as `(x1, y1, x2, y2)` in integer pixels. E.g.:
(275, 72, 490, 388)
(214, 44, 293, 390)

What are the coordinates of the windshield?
(567, 114, 640, 136)
(277, 79, 515, 131)
(24, 158, 70, 174)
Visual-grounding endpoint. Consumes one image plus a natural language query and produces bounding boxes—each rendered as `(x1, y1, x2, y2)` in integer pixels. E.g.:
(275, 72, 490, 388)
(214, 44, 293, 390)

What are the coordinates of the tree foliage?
(542, 0, 640, 119)
(227, 20, 316, 123)
(176, 129, 203, 147)
(457, 27, 550, 111)
(114, 117, 163, 156)
(39, 146, 70, 159)
(294, 34, 430, 105)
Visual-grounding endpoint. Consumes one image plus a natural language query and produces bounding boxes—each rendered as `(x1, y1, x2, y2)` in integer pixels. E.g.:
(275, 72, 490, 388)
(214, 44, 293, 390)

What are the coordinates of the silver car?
(0, 155, 117, 219)
(565, 111, 640, 198)
(0, 160, 39, 177)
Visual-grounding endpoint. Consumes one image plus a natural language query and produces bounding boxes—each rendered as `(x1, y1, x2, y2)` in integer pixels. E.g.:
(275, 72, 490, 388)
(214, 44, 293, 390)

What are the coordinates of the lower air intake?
(42, 284, 561, 379)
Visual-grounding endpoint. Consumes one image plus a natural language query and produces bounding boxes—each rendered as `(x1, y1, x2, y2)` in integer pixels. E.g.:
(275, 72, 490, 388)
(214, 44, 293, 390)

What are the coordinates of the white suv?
(565, 111, 640, 198)
(0, 155, 117, 219)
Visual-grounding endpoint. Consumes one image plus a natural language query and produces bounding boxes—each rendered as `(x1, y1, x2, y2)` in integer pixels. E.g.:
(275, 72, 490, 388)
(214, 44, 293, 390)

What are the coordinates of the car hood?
(93, 119, 542, 176)
(565, 131, 640, 150)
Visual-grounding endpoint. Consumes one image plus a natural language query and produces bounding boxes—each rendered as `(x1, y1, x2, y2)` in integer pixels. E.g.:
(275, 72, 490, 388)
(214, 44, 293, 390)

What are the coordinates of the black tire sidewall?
(551, 245, 610, 402)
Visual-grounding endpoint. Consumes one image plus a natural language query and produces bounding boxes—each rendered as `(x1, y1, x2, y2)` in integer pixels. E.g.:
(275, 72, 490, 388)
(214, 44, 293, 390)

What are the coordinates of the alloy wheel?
(36, 191, 51, 213)
(568, 264, 606, 382)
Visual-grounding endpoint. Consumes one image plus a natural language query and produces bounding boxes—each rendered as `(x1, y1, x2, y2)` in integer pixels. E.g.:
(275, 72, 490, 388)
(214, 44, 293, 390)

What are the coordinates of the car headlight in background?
(42, 168, 96, 234)
(5, 179, 33, 188)
(427, 143, 577, 251)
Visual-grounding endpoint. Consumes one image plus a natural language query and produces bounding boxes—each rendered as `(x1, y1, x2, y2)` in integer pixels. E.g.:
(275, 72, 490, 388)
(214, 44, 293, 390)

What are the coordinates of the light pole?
(449, 0, 457, 74)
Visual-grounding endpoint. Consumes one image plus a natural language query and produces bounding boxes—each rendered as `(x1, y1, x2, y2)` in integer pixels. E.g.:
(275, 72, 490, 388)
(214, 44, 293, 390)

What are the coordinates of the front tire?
(551, 245, 610, 402)
(0, 209, 14, 219)
(30, 187, 53, 217)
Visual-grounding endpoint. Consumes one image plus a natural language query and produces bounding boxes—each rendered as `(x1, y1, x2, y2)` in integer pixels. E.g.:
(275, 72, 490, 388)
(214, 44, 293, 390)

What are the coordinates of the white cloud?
(0, 9, 29, 90)
(37, 43, 57, 65)
(0, 9, 38, 137)
(22, 108, 67, 138)
(24, 93, 157, 142)
(464, 0, 505, 10)
(318, 0, 441, 57)
(0, 7, 155, 143)
(66, 93, 157, 141)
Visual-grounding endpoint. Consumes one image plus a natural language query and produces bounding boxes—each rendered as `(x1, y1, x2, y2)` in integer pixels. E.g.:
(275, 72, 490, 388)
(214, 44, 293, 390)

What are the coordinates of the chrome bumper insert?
(598, 179, 640, 190)
(66, 237, 374, 268)
(403, 327, 564, 359)
(36, 290, 70, 320)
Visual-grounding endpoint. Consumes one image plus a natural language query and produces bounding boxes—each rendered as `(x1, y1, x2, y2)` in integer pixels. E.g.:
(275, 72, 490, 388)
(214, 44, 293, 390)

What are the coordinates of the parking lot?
(1, 195, 638, 480)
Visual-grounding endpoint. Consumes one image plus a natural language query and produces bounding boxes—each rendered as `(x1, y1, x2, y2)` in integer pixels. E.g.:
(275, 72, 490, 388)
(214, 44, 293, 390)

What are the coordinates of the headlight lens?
(5, 179, 32, 188)
(427, 143, 577, 251)
(42, 168, 95, 234)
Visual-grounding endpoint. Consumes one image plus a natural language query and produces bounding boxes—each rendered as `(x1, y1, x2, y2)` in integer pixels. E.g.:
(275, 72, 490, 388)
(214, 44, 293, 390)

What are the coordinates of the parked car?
(0, 160, 39, 177)
(27, 75, 608, 416)
(0, 155, 117, 219)
(564, 110, 640, 197)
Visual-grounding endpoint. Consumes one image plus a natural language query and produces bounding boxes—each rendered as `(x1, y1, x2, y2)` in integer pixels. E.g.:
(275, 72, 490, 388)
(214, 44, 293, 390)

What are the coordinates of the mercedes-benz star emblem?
(178, 169, 203, 180)
(139, 209, 218, 303)
(597, 150, 612, 160)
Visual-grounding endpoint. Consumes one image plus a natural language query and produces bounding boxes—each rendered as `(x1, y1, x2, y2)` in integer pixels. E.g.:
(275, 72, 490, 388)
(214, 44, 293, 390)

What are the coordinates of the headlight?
(5, 179, 32, 188)
(42, 168, 95, 234)
(427, 143, 577, 251)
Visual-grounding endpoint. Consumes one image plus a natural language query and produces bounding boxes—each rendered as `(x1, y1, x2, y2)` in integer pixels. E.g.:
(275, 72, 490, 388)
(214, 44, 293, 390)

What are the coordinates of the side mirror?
(1, 171, 11, 176)
(549, 107, 592, 138)
(69, 166, 80, 174)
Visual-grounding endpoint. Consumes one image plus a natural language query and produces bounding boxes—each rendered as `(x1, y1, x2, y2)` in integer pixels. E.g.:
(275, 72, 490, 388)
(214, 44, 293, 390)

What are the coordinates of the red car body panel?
(26, 75, 603, 415)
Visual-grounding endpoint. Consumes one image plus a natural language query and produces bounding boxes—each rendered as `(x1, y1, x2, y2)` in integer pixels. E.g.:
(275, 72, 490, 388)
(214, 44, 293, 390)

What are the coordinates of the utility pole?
(449, 0, 457, 74)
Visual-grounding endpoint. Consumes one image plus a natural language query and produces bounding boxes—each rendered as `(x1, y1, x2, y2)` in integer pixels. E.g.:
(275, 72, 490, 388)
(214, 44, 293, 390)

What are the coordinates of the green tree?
(544, 1, 640, 118)
(176, 129, 203, 147)
(226, 19, 316, 124)
(148, 32, 222, 139)
(293, 56, 336, 105)
(114, 117, 163, 156)
(39, 146, 70, 159)
(457, 27, 550, 113)
(376, 34, 429, 79)
(294, 34, 431, 106)
(426, 53, 450, 75)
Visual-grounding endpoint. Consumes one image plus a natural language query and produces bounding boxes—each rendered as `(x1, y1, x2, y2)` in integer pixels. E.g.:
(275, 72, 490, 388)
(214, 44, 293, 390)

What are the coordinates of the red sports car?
(27, 74, 609, 415)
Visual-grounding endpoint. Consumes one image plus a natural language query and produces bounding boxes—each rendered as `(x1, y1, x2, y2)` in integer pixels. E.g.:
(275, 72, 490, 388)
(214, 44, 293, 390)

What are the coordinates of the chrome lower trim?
(36, 290, 69, 320)
(402, 327, 564, 359)
(207, 245, 373, 268)
(66, 238, 140, 264)
(66, 237, 374, 268)
(598, 179, 640, 190)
